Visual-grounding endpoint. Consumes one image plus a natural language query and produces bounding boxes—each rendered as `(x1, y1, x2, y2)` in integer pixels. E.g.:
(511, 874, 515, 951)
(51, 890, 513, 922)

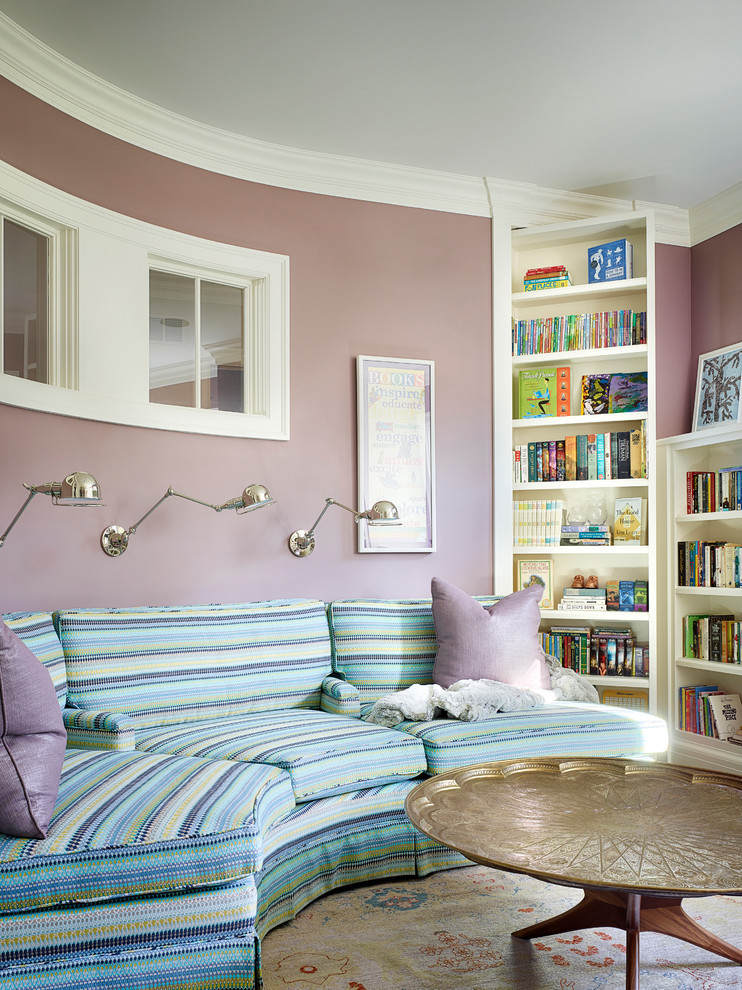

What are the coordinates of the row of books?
(686, 468, 742, 513)
(677, 541, 742, 588)
(556, 579, 648, 612)
(540, 625, 649, 677)
(682, 614, 742, 664)
(679, 685, 742, 739)
(523, 265, 572, 292)
(559, 525, 612, 547)
(511, 309, 647, 356)
(513, 500, 565, 546)
(512, 427, 647, 482)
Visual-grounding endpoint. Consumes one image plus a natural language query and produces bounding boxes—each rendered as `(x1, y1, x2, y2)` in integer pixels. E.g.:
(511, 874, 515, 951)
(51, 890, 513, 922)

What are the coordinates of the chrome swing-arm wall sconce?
(0, 472, 104, 549)
(288, 497, 401, 557)
(100, 483, 275, 557)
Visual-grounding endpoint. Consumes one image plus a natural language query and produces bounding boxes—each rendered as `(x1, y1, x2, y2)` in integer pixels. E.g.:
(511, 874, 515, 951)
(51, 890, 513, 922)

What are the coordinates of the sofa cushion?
(431, 578, 550, 691)
(329, 597, 498, 705)
(0, 749, 296, 913)
(0, 620, 66, 839)
(134, 710, 427, 802)
(2, 612, 66, 708)
(58, 600, 332, 723)
(383, 701, 669, 774)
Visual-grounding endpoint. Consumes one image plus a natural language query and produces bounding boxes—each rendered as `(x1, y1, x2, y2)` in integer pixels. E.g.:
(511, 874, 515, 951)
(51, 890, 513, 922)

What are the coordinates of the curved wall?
(0, 77, 493, 610)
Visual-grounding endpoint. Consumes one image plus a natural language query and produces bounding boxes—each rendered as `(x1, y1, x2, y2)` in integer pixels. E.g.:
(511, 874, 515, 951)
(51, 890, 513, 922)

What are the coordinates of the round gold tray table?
(405, 758, 742, 990)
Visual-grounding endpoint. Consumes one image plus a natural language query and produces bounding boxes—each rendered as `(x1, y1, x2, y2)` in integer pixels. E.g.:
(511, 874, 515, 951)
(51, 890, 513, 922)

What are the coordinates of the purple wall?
(0, 78, 493, 610)
(655, 243, 693, 438)
(691, 224, 742, 370)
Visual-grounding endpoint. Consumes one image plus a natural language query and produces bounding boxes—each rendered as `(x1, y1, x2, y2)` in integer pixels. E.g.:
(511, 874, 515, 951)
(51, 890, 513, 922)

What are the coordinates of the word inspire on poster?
(357, 355, 436, 552)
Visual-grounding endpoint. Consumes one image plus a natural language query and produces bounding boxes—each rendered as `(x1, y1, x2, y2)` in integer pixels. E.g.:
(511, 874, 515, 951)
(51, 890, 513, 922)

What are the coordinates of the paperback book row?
(679, 685, 742, 741)
(512, 426, 647, 482)
(540, 625, 649, 677)
(517, 368, 647, 418)
(512, 309, 646, 356)
(522, 265, 572, 291)
(686, 468, 742, 513)
(557, 580, 648, 611)
(513, 500, 566, 546)
(677, 541, 742, 588)
(682, 613, 742, 664)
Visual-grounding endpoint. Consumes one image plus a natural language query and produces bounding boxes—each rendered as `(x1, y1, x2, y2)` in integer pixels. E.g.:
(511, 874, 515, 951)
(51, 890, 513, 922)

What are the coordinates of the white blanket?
(365, 655, 599, 727)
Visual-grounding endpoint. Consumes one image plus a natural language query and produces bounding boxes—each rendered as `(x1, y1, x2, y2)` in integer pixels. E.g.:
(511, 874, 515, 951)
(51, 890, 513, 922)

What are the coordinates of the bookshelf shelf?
(497, 211, 656, 709)
(513, 411, 648, 430)
(658, 426, 742, 771)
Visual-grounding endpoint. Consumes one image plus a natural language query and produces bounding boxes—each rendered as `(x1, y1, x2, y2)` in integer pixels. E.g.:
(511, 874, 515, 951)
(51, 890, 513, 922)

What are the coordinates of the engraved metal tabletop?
(405, 758, 742, 897)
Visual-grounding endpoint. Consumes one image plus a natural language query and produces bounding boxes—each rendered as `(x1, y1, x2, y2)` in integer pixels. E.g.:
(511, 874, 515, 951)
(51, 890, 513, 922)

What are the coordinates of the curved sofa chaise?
(0, 599, 668, 990)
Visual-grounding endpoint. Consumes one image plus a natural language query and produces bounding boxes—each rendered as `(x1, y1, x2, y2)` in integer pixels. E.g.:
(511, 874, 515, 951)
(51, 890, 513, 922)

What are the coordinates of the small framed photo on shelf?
(693, 343, 742, 431)
(517, 559, 553, 609)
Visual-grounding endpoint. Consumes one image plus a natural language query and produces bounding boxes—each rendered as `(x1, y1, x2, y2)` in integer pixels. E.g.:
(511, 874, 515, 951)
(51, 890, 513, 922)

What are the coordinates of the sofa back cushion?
(329, 597, 499, 706)
(2, 612, 66, 709)
(58, 600, 332, 723)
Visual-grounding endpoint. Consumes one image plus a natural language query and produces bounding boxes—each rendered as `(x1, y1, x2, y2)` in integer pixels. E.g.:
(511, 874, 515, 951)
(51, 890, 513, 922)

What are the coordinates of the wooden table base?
(512, 888, 742, 990)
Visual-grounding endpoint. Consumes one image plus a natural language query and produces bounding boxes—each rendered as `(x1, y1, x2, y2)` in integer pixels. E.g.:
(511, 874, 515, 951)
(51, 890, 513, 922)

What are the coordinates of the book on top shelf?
(588, 239, 633, 283)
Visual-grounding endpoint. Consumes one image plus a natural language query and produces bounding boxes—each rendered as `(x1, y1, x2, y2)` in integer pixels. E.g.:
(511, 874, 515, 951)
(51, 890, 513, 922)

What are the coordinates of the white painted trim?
(690, 182, 742, 246)
(0, 11, 695, 243)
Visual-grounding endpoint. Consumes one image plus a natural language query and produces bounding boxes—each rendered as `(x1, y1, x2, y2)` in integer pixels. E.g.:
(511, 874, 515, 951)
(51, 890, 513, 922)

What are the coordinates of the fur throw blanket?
(365, 654, 599, 727)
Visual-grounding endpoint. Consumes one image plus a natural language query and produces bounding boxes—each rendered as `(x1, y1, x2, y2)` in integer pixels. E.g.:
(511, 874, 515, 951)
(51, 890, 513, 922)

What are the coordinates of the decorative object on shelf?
(588, 238, 633, 282)
(100, 483, 274, 556)
(0, 472, 103, 549)
(693, 342, 742, 431)
(517, 559, 553, 609)
(288, 497, 400, 557)
(357, 355, 435, 552)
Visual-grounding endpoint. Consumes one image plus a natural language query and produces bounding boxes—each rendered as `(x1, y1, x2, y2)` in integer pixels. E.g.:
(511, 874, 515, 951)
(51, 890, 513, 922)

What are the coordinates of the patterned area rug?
(260, 866, 742, 989)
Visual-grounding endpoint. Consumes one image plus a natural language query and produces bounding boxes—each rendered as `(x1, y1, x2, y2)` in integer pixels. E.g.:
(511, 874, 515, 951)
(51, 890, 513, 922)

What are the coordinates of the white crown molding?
(689, 182, 742, 246)
(0, 11, 694, 243)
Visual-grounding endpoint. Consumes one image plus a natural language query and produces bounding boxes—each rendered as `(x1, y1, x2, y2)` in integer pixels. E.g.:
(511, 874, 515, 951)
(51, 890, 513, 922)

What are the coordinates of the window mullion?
(194, 276, 201, 410)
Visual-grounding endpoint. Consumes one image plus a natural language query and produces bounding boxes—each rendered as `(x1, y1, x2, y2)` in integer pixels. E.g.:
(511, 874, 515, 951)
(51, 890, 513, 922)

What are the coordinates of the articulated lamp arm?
(0, 473, 103, 549)
(288, 497, 400, 557)
(100, 484, 275, 557)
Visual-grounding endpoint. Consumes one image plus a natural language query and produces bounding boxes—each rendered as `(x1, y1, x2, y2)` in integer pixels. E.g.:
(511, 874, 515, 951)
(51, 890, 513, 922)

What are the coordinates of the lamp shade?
(238, 483, 275, 512)
(54, 472, 103, 505)
(367, 499, 401, 525)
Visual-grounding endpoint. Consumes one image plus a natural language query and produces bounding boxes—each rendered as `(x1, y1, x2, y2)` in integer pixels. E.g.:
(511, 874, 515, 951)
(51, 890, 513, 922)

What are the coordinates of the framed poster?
(356, 355, 435, 552)
(693, 343, 742, 430)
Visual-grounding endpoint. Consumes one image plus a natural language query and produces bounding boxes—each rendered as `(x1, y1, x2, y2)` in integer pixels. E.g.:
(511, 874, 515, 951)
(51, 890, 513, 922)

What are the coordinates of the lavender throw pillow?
(431, 578, 550, 691)
(0, 620, 66, 838)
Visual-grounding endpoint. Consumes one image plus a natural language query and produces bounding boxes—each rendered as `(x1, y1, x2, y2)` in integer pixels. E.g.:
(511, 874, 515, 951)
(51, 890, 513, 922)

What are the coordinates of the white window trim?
(0, 161, 290, 440)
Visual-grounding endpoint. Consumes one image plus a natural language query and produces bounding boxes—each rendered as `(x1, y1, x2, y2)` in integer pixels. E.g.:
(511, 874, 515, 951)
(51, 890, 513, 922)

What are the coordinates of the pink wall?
(691, 224, 742, 369)
(0, 78, 493, 610)
(655, 243, 693, 438)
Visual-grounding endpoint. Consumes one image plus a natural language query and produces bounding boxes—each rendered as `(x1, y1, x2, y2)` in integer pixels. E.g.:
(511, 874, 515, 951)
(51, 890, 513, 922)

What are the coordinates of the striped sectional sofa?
(1, 599, 668, 990)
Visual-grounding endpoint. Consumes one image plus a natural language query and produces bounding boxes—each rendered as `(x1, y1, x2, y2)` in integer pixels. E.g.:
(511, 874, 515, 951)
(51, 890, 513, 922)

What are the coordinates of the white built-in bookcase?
(658, 425, 742, 772)
(492, 212, 659, 711)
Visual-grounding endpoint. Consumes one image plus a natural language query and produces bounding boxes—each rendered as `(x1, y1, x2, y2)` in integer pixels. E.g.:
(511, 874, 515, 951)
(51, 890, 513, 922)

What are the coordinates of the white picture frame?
(356, 355, 436, 553)
(693, 343, 742, 431)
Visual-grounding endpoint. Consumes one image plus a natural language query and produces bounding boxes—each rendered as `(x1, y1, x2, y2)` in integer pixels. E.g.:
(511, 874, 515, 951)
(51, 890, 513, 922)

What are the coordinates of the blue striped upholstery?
(58, 600, 332, 723)
(390, 701, 669, 773)
(62, 708, 136, 750)
(0, 749, 295, 913)
(319, 674, 361, 717)
(2, 611, 66, 709)
(134, 709, 426, 802)
(0, 878, 259, 989)
(328, 597, 498, 704)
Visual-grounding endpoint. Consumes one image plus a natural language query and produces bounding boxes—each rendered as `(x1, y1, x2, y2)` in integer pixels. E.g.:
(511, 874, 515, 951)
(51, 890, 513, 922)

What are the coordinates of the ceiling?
(2, 0, 742, 211)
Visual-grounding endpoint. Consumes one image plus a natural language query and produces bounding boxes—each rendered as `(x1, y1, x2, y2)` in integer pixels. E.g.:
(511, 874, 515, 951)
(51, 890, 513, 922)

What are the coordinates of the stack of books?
(557, 587, 607, 611)
(560, 524, 612, 546)
(523, 265, 572, 292)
